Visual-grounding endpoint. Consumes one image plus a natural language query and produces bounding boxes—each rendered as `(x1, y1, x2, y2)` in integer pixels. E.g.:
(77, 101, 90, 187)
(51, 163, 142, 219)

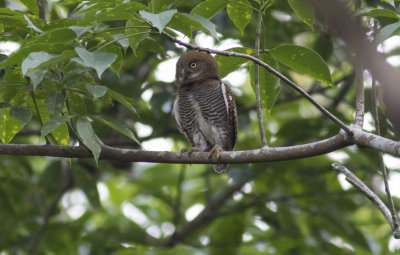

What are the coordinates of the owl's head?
(176, 51, 219, 86)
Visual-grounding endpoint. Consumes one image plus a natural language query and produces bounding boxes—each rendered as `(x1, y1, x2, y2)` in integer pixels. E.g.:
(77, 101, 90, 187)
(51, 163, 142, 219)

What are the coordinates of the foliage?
(0, 0, 399, 254)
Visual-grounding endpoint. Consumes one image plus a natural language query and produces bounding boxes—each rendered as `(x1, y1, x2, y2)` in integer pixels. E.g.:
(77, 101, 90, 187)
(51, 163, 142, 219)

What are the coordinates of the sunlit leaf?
(227, 0, 253, 34)
(139, 9, 177, 33)
(269, 44, 334, 86)
(375, 22, 400, 43)
(183, 13, 218, 39)
(0, 108, 22, 143)
(21, 51, 59, 75)
(215, 47, 254, 78)
(190, 0, 228, 19)
(73, 47, 117, 78)
(85, 84, 107, 99)
(288, 0, 314, 30)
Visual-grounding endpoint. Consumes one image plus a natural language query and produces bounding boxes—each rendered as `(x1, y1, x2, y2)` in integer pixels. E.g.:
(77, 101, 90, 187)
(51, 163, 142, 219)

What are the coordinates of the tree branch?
(0, 132, 350, 163)
(354, 0, 364, 127)
(36, 0, 46, 21)
(332, 163, 400, 238)
(254, 3, 268, 147)
(162, 32, 353, 135)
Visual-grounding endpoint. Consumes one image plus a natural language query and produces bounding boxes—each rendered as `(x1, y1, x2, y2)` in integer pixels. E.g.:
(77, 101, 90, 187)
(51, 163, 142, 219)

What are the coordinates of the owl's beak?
(181, 69, 185, 78)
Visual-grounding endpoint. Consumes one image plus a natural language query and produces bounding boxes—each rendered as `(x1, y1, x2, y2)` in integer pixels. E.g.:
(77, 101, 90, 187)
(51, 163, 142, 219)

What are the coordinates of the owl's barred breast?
(175, 79, 231, 151)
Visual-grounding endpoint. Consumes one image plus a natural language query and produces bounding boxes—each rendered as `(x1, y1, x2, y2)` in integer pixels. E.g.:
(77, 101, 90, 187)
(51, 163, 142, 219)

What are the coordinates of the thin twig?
(371, 20, 400, 235)
(354, 0, 364, 127)
(332, 163, 400, 238)
(162, 31, 353, 135)
(254, 3, 268, 147)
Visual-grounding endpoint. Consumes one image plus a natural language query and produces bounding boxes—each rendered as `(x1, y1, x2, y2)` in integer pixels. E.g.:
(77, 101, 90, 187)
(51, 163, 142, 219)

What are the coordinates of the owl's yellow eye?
(190, 62, 197, 68)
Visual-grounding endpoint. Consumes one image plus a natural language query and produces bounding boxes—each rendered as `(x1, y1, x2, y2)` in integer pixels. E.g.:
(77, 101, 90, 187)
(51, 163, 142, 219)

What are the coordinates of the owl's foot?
(208, 144, 223, 160)
(181, 148, 198, 157)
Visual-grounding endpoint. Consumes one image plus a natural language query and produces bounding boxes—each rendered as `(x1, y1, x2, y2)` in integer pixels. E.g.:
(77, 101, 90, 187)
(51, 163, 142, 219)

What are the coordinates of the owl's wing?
(221, 82, 238, 150)
(173, 99, 194, 146)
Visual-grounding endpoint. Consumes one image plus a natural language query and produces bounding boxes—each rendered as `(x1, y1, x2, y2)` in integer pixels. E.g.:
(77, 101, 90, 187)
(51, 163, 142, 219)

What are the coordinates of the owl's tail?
(213, 164, 228, 173)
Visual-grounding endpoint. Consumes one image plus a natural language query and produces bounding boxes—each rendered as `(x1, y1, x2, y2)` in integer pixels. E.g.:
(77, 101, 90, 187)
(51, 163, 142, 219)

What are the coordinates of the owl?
(173, 51, 237, 172)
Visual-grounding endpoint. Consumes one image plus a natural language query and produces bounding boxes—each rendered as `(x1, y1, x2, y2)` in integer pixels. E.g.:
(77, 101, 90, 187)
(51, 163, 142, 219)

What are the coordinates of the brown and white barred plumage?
(173, 51, 237, 172)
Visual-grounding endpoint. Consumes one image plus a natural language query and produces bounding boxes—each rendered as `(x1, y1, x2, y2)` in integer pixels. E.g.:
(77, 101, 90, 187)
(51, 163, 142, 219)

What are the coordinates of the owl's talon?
(181, 148, 198, 157)
(208, 144, 223, 160)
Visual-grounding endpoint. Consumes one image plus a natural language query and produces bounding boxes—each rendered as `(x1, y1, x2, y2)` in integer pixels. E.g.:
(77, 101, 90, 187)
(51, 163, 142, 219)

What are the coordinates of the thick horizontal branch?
(0, 133, 348, 163)
(1, 127, 399, 163)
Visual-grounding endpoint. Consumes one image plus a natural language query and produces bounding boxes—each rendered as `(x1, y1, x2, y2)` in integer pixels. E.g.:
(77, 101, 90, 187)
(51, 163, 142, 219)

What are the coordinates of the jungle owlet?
(173, 51, 238, 172)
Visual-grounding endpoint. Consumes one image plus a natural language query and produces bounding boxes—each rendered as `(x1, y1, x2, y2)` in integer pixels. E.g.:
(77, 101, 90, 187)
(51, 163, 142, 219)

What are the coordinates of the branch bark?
(354, 0, 364, 128)
(332, 163, 400, 238)
(1, 127, 400, 163)
(254, 4, 268, 147)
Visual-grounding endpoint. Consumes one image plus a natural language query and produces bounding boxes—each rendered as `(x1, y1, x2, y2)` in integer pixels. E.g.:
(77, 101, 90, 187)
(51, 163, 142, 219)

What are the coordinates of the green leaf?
(80, 2, 147, 22)
(354, 7, 400, 19)
(99, 44, 123, 76)
(0, 108, 22, 143)
(138, 38, 166, 56)
(111, 33, 130, 50)
(73, 47, 117, 78)
(25, 67, 47, 90)
(190, 0, 228, 19)
(10, 106, 32, 126)
(85, 84, 107, 99)
(23, 14, 44, 34)
(210, 214, 245, 255)
(288, 0, 315, 30)
(21, 0, 39, 16)
(269, 44, 334, 86)
(148, 0, 175, 13)
(215, 47, 254, 78)
(183, 13, 218, 39)
(41, 115, 73, 137)
(139, 9, 177, 33)
(21, 51, 59, 75)
(76, 117, 101, 165)
(67, 92, 87, 116)
(227, 0, 253, 34)
(0, 43, 73, 68)
(250, 53, 281, 117)
(107, 89, 137, 115)
(45, 91, 65, 117)
(167, 13, 195, 39)
(376, 22, 400, 43)
(69, 25, 92, 38)
(29, 28, 77, 44)
(126, 18, 150, 55)
(92, 115, 140, 145)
